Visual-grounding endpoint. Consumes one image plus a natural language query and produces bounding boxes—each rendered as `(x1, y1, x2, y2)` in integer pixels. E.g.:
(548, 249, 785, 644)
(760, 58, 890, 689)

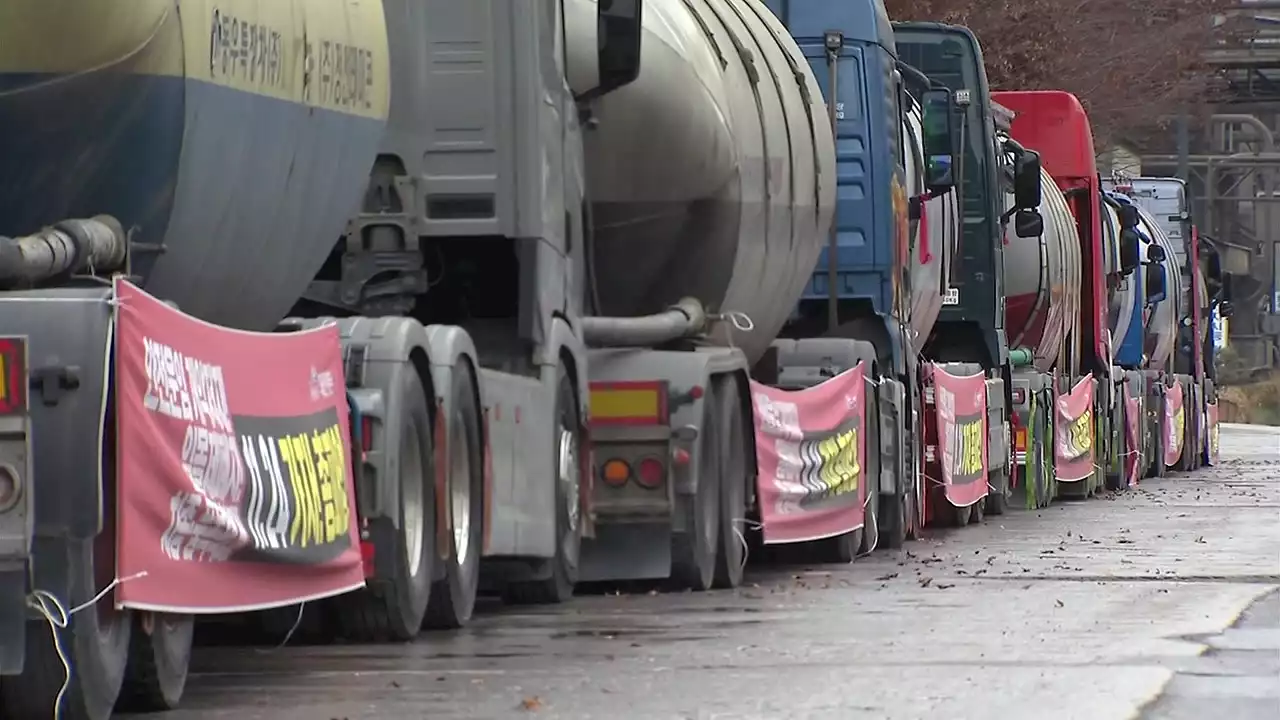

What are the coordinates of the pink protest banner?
(1124, 382, 1142, 487)
(1206, 401, 1220, 465)
(751, 363, 868, 545)
(113, 278, 364, 613)
(929, 366, 989, 508)
(1164, 380, 1185, 468)
(1055, 376, 1096, 483)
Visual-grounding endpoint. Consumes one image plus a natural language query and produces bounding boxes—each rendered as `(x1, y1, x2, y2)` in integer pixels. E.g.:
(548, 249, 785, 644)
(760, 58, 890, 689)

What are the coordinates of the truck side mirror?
(1013, 151, 1042, 210)
(920, 88, 956, 193)
(571, 0, 644, 102)
(1013, 209, 1044, 238)
(1118, 204, 1140, 230)
(1119, 228, 1140, 274)
(1147, 244, 1167, 263)
(1145, 264, 1167, 303)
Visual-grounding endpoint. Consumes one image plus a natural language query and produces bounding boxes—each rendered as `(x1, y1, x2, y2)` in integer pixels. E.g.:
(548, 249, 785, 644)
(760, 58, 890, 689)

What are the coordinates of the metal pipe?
(0, 215, 127, 288)
(580, 296, 708, 347)
(1009, 347, 1035, 368)
(1209, 114, 1275, 152)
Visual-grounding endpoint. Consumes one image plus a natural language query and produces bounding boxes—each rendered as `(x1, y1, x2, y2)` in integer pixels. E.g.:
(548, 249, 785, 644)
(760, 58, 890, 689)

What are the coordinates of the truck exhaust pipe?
(580, 297, 708, 347)
(0, 215, 128, 288)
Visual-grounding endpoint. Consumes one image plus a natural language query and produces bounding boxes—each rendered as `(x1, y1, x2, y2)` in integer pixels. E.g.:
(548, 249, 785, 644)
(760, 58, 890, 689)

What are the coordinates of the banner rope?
(26, 570, 148, 719)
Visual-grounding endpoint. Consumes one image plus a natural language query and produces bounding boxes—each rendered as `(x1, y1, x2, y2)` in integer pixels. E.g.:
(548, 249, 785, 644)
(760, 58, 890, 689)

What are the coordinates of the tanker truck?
(891, 23, 1046, 524)
(750, 0, 966, 558)
(1100, 189, 1164, 486)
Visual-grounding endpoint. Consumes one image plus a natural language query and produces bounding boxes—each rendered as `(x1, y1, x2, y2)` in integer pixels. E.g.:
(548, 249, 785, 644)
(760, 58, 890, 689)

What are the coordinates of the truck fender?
(281, 315, 442, 528)
(540, 315, 590, 427)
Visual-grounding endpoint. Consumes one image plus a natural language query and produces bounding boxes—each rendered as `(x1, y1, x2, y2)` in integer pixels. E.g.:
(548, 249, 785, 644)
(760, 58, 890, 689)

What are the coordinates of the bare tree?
(886, 0, 1241, 143)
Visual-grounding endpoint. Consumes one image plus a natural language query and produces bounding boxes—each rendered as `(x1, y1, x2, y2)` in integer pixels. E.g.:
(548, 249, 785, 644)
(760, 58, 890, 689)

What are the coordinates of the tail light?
(601, 458, 630, 487)
(635, 457, 664, 489)
(1011, 387, 1027, 406)
(361, 416, 374, 453)
(0, 464, 21, 513)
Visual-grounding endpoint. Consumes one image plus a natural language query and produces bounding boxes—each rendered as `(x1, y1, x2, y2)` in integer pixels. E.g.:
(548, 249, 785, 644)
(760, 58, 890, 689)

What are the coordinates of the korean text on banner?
(929, 366, 988, 508)
(1055, 376, 1096, 483)
(751, 363, 868, 545)
(113, 278, 364, 613)
(1123, 382, 1142, 487)
(1164, 381, 1185, 468)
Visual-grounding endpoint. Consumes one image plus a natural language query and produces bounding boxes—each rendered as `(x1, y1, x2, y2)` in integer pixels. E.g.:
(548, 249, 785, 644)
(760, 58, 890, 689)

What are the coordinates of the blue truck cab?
(766, 0, 912, 370)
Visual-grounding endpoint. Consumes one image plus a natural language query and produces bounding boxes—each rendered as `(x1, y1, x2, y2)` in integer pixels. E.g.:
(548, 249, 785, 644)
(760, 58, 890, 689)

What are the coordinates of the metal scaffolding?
(1141, 1, 1280, 379)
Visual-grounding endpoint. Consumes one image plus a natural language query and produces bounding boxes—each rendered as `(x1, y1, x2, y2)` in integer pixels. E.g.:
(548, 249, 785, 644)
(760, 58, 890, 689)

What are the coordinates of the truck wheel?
(713, 378, 747, 589)
(1, 538, 131, 720)
(116, 613, 193, 712)
(426, 362, 484, 628)
(948, 501, 972, 527)
(338, 369, 435, 642)
(904, 441, 922, 541)
(673, 389, 721, 591)
(503, 366, 580, 604)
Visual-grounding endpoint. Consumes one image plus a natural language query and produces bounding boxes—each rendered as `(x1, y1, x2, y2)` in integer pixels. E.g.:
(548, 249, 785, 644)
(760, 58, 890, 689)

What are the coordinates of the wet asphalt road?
(150, 424, 1280, 720)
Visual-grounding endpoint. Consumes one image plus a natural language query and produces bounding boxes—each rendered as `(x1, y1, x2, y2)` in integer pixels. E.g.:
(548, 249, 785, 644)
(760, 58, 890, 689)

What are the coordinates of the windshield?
(895, 30, 990, 231)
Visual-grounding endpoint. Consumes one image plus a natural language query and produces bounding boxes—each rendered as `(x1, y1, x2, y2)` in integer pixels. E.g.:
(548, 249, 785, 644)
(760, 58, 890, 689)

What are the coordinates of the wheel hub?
(558, 427, 580, 532)
(450, 409, 472, 565)
(401, 425, 426, 577)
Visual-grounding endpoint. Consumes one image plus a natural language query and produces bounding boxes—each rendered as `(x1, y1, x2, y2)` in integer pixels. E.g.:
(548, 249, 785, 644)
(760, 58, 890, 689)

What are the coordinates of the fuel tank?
(1002, 168, 1081, 373)
(0, 0, 389, 329)
(580, 0, 836, 364)
(905, 98, 960, 350)
(1138, 205, 1182, 371)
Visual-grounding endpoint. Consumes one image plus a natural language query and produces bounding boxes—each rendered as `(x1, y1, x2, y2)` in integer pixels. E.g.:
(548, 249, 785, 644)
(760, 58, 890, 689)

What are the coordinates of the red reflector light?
(361, 416, 374, 452)
(689, 385, 704, 400)
(0, 337, 28, 416)
(636, 457, 664, 488)
(360, 540, 376, 578)
(1011, 387, 1027, 406)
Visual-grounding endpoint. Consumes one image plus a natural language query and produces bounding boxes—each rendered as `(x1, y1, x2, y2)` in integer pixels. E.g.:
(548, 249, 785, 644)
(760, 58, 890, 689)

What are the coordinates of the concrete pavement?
(155, 424, 1280, 720)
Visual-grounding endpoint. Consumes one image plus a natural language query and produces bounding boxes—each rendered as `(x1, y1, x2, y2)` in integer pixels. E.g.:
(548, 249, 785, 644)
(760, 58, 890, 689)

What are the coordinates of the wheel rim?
(450, 409, 473, 566)
(558, 425, 580, 532)
(401, 422, 426, 577)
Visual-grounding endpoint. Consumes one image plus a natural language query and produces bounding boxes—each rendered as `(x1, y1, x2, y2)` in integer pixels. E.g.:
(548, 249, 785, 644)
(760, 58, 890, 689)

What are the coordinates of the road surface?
(151, 424, 1280, 720)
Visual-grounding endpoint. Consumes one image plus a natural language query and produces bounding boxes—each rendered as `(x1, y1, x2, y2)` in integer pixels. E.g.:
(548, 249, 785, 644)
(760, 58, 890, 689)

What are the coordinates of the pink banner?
(1055, 376, 1096, 482)
(1124, 383, 1141, 487)
(929, 366, 989, 508)
(1164, 381, 1185, 468)
(1206, 401, 1220, 465)
(751, 363, 868, 545)
(114, 278, 364, 613)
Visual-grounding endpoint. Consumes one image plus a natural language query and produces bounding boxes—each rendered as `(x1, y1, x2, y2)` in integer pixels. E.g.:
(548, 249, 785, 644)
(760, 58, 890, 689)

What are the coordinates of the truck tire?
(337, 369, 435, 642)
(116, 613, 193, 712)
(672, 389, 721, 591)
(503, 365, 580, 604)
(948, 500, 973, 527)
(425, 362, 484, 628)
(713, 377, 748, 589)
(0, 538, 131, 720)
(879, 403, 910, 550)
(1035, 405, 1054, 508)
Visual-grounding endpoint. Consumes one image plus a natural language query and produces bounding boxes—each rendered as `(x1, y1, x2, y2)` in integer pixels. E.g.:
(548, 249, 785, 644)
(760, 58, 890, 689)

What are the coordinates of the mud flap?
(579, 523, 671, 583)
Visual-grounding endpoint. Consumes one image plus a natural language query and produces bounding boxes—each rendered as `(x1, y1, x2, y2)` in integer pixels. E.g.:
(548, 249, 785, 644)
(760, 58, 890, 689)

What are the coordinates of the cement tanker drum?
(0, 0, 391, 330)
(1003, 167, 1082, 373)
(578, 0, 836, 365)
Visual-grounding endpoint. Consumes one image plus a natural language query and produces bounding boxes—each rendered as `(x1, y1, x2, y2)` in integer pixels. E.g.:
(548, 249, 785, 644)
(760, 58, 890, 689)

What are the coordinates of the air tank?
(0, 0, 390, 329)
(580, 0, 836, 365)
(1002, 168, 1081, 373)
(905, 97, 960, 349)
